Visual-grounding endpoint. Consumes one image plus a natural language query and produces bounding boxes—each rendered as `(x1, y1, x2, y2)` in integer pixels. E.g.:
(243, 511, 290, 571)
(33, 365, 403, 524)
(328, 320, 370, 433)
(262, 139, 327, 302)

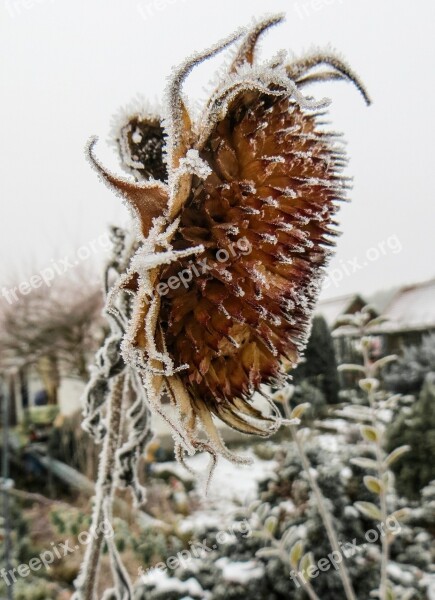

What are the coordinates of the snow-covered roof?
(373, 277, 435, 333)
(316, 294, 366, 328)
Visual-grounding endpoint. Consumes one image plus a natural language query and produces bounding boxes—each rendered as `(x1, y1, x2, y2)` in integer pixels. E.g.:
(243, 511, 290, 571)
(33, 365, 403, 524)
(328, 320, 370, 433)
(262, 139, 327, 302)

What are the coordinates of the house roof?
(316, 294, 367, 329)
(372, 277, 435, 333)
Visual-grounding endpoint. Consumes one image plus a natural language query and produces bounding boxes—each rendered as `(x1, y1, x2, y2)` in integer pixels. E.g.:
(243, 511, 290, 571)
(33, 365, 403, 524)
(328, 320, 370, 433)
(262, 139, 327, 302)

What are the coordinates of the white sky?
(1, 0, 434, 300)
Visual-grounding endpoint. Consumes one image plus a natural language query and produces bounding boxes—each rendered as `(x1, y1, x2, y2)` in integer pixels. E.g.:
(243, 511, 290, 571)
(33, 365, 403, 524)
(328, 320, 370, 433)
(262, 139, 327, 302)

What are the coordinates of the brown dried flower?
(88, 14, 369, 466)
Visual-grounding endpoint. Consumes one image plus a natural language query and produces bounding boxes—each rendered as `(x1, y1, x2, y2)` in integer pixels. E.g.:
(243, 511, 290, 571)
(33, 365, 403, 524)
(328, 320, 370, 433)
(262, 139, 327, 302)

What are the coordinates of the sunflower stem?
(73, 373, 125, 600)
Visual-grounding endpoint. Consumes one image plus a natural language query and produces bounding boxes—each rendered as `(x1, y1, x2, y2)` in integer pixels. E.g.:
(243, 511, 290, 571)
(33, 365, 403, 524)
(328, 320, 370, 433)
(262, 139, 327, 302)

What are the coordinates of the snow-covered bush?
(384, 334, 435, 394)
(386, 373, 435, 499)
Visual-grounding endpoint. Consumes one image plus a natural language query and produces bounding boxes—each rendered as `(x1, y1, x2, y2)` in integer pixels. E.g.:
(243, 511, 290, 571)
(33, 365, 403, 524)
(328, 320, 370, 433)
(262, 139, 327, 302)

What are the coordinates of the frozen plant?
(252, 499, 321, 600)
(383, 333, 435, 394)
(270, 386, 357, 600)
(74, 13, 369, 599)
(337, 307, 412, 600)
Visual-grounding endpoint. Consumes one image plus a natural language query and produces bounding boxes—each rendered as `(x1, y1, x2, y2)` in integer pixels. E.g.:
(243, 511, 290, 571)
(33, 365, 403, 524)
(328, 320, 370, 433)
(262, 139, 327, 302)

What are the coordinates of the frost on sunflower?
(84, 13, 370, 494)
(73, 13, 370, 600)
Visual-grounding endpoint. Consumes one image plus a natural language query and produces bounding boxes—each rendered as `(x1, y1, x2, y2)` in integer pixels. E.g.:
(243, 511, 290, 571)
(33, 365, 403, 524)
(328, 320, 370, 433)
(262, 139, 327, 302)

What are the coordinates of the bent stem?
(282, 399, 356, 600)
(73, 373, 126, 600)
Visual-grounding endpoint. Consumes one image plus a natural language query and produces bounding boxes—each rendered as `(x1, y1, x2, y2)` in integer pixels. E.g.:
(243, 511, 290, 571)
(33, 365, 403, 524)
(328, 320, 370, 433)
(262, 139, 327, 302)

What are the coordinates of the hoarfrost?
(178, 148, 212, 180)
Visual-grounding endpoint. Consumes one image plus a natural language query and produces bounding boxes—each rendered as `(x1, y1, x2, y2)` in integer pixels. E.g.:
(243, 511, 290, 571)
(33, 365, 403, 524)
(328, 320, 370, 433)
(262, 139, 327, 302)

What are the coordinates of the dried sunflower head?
(89, 14, 369, 468)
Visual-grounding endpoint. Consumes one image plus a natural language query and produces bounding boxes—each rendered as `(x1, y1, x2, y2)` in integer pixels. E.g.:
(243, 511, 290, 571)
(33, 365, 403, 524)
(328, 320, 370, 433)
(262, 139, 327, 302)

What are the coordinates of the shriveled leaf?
(384, 446, 411, 467)
(361, 425, 380, 443)
(350, 457, 378, 470)
(290, 403, 311, 420)
(364, 475, 383, 495)
(354, 501, 382, 520)
(289, 540, 304, 568)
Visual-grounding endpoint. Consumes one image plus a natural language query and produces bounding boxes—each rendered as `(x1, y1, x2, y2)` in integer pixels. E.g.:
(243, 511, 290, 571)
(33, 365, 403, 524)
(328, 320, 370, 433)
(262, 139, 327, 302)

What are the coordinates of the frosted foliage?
(177, 148, 212, 179)
(85, 12, 370, 486)
(73, 13, 371, 600)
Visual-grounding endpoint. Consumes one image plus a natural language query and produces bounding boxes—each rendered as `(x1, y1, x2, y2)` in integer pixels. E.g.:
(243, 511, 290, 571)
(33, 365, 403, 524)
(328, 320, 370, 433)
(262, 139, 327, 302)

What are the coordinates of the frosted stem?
(361, 342, 389, 600)
(283, 400, 356, 600)
(73, 373, 126, 600)
(369, 390, 389, 600)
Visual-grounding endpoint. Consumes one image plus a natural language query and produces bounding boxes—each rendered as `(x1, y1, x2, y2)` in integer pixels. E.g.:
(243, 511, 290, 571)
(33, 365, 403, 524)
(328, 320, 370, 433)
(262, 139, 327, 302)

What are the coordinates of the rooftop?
(373, 277, 435, 333)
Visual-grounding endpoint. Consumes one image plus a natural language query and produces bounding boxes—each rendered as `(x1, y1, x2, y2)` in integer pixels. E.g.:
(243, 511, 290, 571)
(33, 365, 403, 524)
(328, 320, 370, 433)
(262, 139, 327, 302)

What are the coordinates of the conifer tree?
(293, 315, 340, 404)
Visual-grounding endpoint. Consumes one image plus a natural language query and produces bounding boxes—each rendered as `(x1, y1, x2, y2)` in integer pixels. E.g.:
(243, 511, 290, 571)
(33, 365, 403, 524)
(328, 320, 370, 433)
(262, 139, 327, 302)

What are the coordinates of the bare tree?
(0, 267, 106, 404)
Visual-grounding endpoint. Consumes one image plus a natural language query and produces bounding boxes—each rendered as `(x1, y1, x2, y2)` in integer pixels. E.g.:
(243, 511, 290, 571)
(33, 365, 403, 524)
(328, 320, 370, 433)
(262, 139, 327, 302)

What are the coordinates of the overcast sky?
(1, 0, 434, 301)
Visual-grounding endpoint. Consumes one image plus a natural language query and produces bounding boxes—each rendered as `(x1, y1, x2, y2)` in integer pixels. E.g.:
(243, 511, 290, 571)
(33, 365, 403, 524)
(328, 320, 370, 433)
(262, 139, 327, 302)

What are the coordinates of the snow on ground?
(153, 420, 356, 533)
(140, 569, 209, 598)
(154, 447, 278, 533)
(215, 558, 265, 584)
(423, 575, 435, 600)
